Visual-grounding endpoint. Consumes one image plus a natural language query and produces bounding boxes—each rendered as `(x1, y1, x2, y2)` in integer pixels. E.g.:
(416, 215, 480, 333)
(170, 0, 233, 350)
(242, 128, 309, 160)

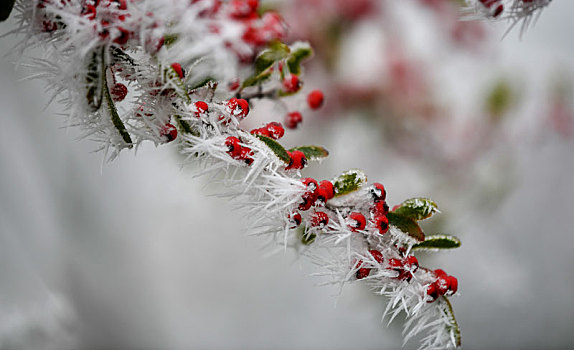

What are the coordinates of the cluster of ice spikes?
(464, 0, 552, 33)
(4, 0, 463, 348)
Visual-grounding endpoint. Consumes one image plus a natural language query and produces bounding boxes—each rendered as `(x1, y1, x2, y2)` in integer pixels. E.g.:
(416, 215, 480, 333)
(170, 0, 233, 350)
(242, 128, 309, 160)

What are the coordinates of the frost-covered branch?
(2, 0, 463, 348)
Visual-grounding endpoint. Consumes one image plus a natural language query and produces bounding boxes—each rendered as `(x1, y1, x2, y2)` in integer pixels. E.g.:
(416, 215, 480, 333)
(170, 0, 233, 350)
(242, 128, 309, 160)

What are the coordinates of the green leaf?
(241, 71, 272, 88)
(392, 198, 439, 221)
(413, 234, 461, 251)
(254, 41, 290, 75)
(440, 297, 462, 348)
(386, 212, 425, 242)
(0, 0, 15, 22)
(332, 169, 367, 197)
(163, 34, 179, 47)
(289, 146, 329, 161)
(188, 77, 217, 91)
(103, 68, 133, 147)
(255, 134, 291, 164)
(486, 79, 514, 121)
(297, 226, 316, 245)
(286, 42, 313, 75)
(86, 47, 105, 112)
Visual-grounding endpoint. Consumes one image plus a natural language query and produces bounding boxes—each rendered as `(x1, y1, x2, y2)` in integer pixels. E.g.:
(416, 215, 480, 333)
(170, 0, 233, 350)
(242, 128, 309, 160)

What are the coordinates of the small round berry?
(171, 62, 185, 79)
(299, 178, 318, 211)
(347, 212, 366, 232)
(160, 123, 178, 142)
(285, 111, 303, 129)
(445, 275, 458, 296)
(239, 146, 255, 166)
(288, 212, 302, 228)
(113, 26, 130, 45)
(404, 255, 419, 273)
(111, 83, 128, 102)
(435, 275, 449, 295)
(226, 98, 250, 120)
(370, 182, 386, 202)
(356, 266, 371, 279)
(310, 211, 329, 227)
(265, 122, 285, 140)
(282, 74, 302, 93)
(193, 101, 209, 117)
(426, 283, 439, 303)
(307, 90, 324, 110)
(224, 136, 242, 158)
(250, 127, 272, 138)
(317, 180, 334, 201)
(374, 215, 389, 235)
(285, 150, 307, 170)
(301, 177, 318, 192)
(368, 249, 384, 264)
(371, 201, 389, 217)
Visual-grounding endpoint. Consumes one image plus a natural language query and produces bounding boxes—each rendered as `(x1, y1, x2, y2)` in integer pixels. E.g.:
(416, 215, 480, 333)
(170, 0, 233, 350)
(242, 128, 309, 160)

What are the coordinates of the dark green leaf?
(0, 0, 15, 22)
(103, 70, 133, 147)
(241, 71, 271, 88)
(392, 198, 439, 221)
(289, 146, 329, 161)
(188, 77, 217, 91)
(255, 134, 291, 164)
(86, 47, 105, 112)
(163, 34, 179, 47)
(413, 234, 461, 250)
(332, 169, 367, 197)
(254, 41, 290, 75)
(297, 227, 316, 245)
(386, 212, 425, 242)
(286, 42, 313, 75)
(440, 297, 462, 348)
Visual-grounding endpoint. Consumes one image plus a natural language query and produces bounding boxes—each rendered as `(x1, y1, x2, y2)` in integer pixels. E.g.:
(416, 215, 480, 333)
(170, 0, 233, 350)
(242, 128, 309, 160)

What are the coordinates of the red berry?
(285, 111, 303, 129)
(316, 180, 334, 203)
(111, 83, 128, 102)
(171, 62, 185, 79)
(250, 127, 272, 138)
(445, 275, 458, 296)
(226, 98, 250, 120)
(307, 90, 324, 110)
(374, 216, 389, 235)
(265, 122, 285, 140)
(229, 0, 259, 19)
(435, 276, 449, 295)
(225, 136, 243, 158)
(160, 123, 178, 142)
(239, 146, 254, 165)
(113, 26, 130, 45)
(82, 4, 97, 20)
(356, 267, 371, 279)
(299, 178, 318, 211)
(404, 255, 419, 273)
(348, 212, 366, 232)
(426, 283, 439, 302)
(370, 183, 386, 202)
(371, 201, 389, 217)
(282, 75, 302, 93)
(289, 212, 302, 228)
(310, 211, 329, 227)
(368, 249, 384, 264)
(285, 150, 307, 170)
(193, 101, 209, 117)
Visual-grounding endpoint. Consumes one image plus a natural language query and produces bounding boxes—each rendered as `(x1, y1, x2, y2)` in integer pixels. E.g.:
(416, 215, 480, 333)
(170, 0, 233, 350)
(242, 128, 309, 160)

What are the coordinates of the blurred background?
(1, 0, 573, 349)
